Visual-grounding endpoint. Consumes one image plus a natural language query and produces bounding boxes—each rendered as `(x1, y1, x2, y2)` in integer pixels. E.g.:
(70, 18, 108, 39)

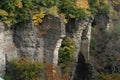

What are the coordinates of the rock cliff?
(0, 15, 93, 78)
(0, 1, 120, 80)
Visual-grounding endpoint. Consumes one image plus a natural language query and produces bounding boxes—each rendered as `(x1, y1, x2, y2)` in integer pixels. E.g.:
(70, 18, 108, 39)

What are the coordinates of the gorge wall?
(0, 0, 120, 80)
(0, 3, 120, 79)
(0, 15, 93, 79)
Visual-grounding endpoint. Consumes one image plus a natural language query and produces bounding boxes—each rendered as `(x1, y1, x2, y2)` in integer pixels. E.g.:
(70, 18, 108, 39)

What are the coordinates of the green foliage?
(90, 28, 97, 56)
(89, 0, 98, 14)
(38, 0, 88, 18)
(32, 11, 45, 26)
(0, 0, 89, 25)
(39, 0, 59, 8)
(58, 37, 75, 73)
(59, 0, 87, 19)
(98, 1, 110, 13)
(112, 24, 120, 39)
(0, 0, 111, 25)
(4, 57, 44, 80)
(89, 0, 110, 14)
(90, 36, 96, 56)
(0, 0, 33, 25)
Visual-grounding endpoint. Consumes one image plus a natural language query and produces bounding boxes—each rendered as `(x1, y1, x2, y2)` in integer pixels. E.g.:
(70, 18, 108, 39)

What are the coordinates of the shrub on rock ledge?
(4, 57, 45, 80)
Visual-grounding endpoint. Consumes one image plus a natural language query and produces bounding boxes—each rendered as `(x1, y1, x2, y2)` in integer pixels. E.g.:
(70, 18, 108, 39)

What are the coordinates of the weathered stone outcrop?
(0, 22, 18, 76)
(0, 7, 119, 79)
(13, 21, 44, 62)
(74, 18, 95, 80)
(92, 12, 120, 73)
(65, 17, 94, 80)
(73, 17, 95, 80)
(0, 16, 66, 76)
(0, 22, 6, 76)
(39, 16, 66, 65)
(13, 16, 65, 65)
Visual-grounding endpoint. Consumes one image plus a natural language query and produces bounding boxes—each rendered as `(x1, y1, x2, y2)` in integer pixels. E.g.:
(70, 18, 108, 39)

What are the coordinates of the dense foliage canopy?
(0, 0, 111, 25)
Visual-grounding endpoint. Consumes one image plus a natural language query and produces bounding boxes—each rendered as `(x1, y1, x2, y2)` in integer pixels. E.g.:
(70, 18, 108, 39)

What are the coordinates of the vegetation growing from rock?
(90, 27, 97, 56)
(4, 57, 45, 80)
(0, 0, 110, 26)
(58, 37, 75, 74)
(89, 0, 110, 14)
(1, 0, 120, 80)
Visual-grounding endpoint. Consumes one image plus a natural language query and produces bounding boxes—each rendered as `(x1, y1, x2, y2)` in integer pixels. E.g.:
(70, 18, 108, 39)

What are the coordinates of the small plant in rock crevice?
(90, 28, 97, 56)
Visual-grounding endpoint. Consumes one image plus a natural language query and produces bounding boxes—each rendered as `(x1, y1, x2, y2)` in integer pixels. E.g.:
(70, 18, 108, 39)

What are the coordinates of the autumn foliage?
(76, 0, 89, 9)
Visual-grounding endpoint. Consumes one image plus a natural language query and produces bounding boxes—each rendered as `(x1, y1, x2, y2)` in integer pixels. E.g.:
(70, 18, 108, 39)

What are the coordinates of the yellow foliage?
(76, 0, 89, 9)
(60, 13, 68, 24)
(85, 10, 91, 16)
(3, 20, 11, 25)
(14, 0, 23, 8)
(9, 13, 15, 17)
(0, 9, 8, 16)
(32, 11, 45, 26)
(64, 46, 71, 51)
(0, 9, 12, 25)
(117, 58, 120, 61)
(48, 6, 58, 17)
(69, 14, 76, 18)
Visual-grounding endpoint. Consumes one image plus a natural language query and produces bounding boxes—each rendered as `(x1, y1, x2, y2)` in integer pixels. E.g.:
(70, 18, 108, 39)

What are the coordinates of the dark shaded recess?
(73, 52, 94, 80)
(81, 27, 88, 40)
(66, 19, 76, 36)
(91, 19, 96, 27)
(94, 13, 109, 31)
(113, 4, 120, 12)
